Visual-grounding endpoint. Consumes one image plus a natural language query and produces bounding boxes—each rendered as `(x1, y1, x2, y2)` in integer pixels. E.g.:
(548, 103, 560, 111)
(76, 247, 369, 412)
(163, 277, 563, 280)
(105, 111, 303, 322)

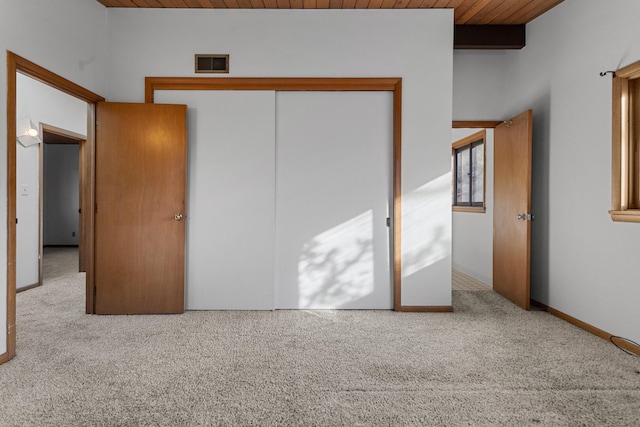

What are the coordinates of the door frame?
(145, 77, 421, 311)
(4, 52, 104, 364)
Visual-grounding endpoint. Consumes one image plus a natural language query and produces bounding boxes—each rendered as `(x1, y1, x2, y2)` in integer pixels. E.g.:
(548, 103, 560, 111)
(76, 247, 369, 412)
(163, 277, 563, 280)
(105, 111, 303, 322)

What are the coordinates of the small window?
(452, 130, 486, 213)
(610, 60, 640, 223)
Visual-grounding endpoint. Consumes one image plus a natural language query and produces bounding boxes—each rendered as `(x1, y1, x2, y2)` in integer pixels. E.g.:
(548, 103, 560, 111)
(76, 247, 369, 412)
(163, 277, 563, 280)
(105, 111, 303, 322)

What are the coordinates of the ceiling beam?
(454, 24, 525, 49)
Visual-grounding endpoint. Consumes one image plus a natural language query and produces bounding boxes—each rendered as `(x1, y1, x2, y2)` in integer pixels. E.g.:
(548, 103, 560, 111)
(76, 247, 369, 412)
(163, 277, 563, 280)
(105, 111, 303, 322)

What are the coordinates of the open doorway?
(15, 75, 88, 293)
(451, 114, 533, 310)
(451, 124, 496, 292)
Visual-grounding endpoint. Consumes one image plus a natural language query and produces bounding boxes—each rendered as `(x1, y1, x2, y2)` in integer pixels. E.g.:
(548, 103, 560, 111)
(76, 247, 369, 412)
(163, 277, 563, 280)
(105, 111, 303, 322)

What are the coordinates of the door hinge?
(95, 203, 98, 213)
(93, 286, 97, 297)
(15, 218, 18, 224)
(386, 217, 391, 227)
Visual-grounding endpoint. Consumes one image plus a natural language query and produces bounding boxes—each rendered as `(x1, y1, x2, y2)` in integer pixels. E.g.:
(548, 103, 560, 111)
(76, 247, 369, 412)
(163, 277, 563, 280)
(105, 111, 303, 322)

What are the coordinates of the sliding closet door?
(275, 91, 393, 309)
(155, 91, 276, 310)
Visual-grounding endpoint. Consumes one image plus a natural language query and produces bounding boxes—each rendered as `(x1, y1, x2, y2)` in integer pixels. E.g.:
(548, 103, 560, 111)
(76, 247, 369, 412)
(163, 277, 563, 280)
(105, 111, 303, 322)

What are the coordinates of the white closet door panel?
(156, 90, 276, 310)
(275, 91, 393, 309)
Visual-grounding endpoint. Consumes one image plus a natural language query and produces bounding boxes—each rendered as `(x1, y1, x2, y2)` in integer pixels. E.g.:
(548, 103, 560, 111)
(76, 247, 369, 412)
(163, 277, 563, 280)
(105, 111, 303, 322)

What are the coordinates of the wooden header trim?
(452, 129, 485, 150)
(453, 121, 501, 128)
(615, 60, 640, 79)
(11, 53, 104, 104)
(145, 77, 401, 103)
(41, 123, 86, 145)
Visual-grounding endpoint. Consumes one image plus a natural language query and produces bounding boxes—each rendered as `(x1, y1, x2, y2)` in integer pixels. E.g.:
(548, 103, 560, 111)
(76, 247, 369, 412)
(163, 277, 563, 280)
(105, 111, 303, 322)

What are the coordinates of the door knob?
(174, 213, 184, 221)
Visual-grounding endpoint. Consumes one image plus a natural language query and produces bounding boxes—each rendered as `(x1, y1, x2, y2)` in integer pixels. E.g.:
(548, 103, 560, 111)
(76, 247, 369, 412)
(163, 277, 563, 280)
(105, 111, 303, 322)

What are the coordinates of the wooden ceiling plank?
(490, 0, 539, 24)
(393, 0, 412, 8)
(141, 0, 167, 7)
(478, 0, 521, 24)
(461, 0, 504, 24)
(116, 0, 139, 6)
(405, 0, 424, 8)
(169, 0, 192, 6)
(192, 0, 214, 7)
(418, 0, 441, 7)
(95, 0, 563, 25)
(183, 0, 204, 6)
(501, 0, 564, 25)
(129, 0, 152, 7)
(222, 0, 240, 7)
(455, 0, 494, 24)
(527, 0, 565, 22)
(430, 0, 450, 8)
(444, 0, 468, 21)
(158, 0, 188, 6)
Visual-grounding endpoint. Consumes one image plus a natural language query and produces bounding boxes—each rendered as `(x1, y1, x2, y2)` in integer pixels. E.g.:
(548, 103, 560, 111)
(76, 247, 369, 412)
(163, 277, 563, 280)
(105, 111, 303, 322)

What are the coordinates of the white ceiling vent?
(195, 54, 229, 74)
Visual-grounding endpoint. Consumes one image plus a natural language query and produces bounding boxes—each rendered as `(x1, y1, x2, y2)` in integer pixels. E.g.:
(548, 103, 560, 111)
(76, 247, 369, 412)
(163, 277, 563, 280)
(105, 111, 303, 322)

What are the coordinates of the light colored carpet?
(1, 256, 639, 426)
(42, 246, 79, 282)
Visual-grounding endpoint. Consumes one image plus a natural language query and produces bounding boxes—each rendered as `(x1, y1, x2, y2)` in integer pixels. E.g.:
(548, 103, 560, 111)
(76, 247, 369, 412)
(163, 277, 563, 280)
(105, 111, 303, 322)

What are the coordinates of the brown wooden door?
(493, 110, 533, 310)
(95, 102, 187, 314)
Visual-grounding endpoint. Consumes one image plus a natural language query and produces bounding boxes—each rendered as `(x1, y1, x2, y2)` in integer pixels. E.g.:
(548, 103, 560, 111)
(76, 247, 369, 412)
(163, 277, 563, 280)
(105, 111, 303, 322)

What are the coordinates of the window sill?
(609, 210, 640, 223)
(453, 206, 486, 214)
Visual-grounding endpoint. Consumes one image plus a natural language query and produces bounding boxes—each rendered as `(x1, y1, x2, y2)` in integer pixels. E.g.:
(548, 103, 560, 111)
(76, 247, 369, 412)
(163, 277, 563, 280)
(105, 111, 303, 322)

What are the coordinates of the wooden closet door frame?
(3, 52, 104, 365)
(145, 77, 439, 312)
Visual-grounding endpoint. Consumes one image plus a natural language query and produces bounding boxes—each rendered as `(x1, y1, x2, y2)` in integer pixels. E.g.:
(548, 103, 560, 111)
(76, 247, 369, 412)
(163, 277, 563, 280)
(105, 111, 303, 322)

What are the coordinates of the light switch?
(21, 184, 29, 196)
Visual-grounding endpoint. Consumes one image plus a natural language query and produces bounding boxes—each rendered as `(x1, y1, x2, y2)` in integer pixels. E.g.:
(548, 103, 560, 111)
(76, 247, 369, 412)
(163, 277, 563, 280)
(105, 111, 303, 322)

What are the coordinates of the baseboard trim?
(531, 299, 640, 356)
(0, 351, 10, 365)
(17, 282, 41, 293)
(399, 305, 454, 313)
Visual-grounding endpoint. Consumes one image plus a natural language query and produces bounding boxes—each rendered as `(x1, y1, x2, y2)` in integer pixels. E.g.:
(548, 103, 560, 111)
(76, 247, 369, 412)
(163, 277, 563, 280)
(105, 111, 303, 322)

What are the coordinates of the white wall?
(453, 51, 509, 121)
(107, 9, 454, 308)
(453, 0, 640, 343)
(43, 145, 80, 246)
(0, 0, 107, 356)
(451, 128, 493, 286)
(16, 143, 40, 289)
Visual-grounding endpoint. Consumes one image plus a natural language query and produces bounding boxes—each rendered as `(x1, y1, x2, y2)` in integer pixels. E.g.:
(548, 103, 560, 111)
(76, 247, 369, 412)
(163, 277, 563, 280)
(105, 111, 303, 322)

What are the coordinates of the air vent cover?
(195, 54, 229, 74)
